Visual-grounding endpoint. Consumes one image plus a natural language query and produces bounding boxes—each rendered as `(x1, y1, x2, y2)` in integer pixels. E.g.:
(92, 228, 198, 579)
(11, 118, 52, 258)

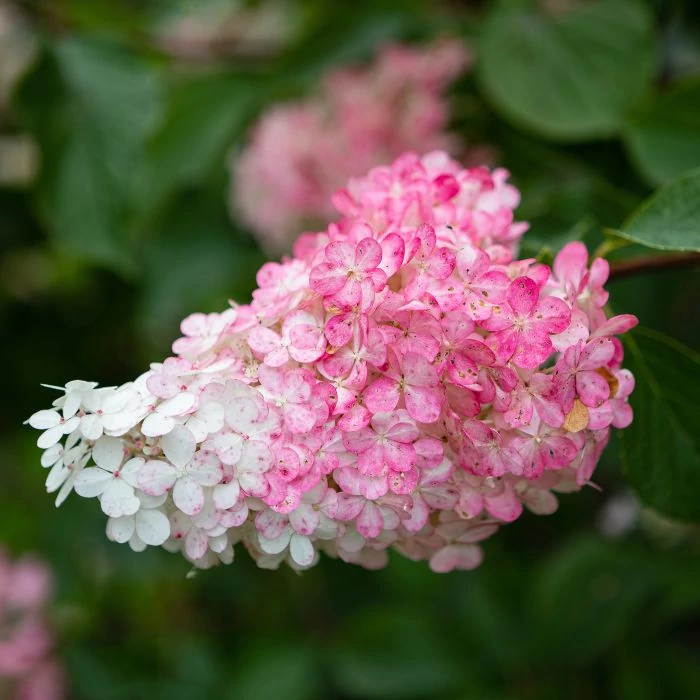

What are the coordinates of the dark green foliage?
(2, 1, 700, 698)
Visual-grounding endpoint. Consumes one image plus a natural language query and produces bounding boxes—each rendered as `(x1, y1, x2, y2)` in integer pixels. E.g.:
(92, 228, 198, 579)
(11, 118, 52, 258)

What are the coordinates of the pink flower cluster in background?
(233, 40, 470, 254)
(28, 151, 637, 574)
(0, 550, 64, 699)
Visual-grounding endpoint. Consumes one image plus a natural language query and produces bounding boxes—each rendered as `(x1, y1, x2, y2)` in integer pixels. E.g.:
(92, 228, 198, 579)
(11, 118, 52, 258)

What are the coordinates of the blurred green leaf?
(136, 189, 263, 352)
(13, 36, 162, 273)
(135, 72, 264, 222)
(478, 0, 653, 140)
(609, 168, 700, 251)
(529, 537, 662, 662)
(624, 79, 700, 185)
(620, 328, 700, 520)
(279, 0, 430, 83)
(226, 643, 322, 700)
(328, 607, 463, 699)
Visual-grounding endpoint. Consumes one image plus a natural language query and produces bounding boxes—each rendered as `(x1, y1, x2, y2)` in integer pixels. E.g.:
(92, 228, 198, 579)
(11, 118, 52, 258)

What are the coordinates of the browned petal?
(563, 399, 589, 433)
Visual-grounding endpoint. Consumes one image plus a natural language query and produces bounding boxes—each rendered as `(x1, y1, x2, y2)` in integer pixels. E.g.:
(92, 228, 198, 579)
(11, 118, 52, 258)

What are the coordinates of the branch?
(609, 252, 700, 280)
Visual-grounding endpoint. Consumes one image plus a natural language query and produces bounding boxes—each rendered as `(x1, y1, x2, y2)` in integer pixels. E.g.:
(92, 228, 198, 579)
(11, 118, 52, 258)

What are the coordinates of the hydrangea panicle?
(233, 40, 471, 254)
(0, 550, 65, 699)
(27, 151, 637, 574)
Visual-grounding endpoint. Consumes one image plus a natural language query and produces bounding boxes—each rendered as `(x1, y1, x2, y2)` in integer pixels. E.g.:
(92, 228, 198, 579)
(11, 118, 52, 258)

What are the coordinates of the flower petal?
(173, 475, 204, 516)
(135, 509, 170, 546)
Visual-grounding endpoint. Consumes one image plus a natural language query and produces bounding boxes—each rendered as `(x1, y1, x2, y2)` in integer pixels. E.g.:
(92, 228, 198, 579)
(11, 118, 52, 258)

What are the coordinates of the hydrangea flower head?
(233, 39, 471, 254)
(0, 549, 64, 699)
(27, 151, 637, 574)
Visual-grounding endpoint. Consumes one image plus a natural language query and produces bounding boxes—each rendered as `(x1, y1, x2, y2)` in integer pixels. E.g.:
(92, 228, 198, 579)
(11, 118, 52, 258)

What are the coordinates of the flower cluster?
(0, 549, 64, 700)
(233, 39, 470, 254)
(27, 151, 637, 574)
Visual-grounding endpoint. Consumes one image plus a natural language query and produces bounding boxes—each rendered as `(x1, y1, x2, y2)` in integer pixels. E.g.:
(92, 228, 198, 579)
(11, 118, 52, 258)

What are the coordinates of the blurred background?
(1, 0, 700, 698)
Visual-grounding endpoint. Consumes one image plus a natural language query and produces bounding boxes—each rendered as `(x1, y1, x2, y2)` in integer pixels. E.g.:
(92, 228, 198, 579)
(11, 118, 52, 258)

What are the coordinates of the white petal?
(61, 416, 81, 434)
(213, 433, 242, 465)
(258, 530, 291, 555)
(137, 460, 177, 496)
(106, 516, 135, 543)
(289, 533, 315, 567)
(79, 414, 104, 441)
(62, 392, 82, 420)
(41, 444, 62, 468)
(239, 440, 273, 473)
(141, 412, 175, 438)
(92, 436, 124, 473)
(65, 380, 98, 391)
(102, 388, 134, 414)
(189, 451, 222, 486)
(37, 425, 64, 449)
(199, 402, 225, 431)
(137, 491, 167, 509)
(74, 468, 112, 498)
(55, 476, 76, 507)
(213, 481, 240, 510)
(159, 392, 196, 417)
(184, 416, 208, 443)
(185, 527, 208, 560)
(100, 479, 140, 518)
(161, 425, 196, 469)
(129, 534, 147, 552)
(208, 533, 228, 553)
(135, 509, 170, 546)
(173, 475, 204, 516)
(45, 463, 69, 493)
(119, 458, 144, 488)
(102, 409, 143, 434)
(28, 409, 61, 429)
(191, 496, 217, 530)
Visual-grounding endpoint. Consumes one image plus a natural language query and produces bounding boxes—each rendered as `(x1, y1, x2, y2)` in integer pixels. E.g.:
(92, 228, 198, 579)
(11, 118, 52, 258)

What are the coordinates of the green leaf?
(624, 79, 700, 185)
(530, 537, 662, 662)
(328, 607, 463, 699)
(478, 0, 653, 140)
(620, 328, 700, 520)
(226, 644, 323, 700)
(609, 168, 700, 252)
(135, 72, 264, 222)
(136, 190, 264, 353)
(13, 37, 162, 272)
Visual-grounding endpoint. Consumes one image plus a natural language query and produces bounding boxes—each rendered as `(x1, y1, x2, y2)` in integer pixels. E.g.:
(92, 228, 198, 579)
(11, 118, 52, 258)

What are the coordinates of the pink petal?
(284, 404, 316, 434)
(354, 238, 382, 272)
(364, 377, 399, 414)
(378, 233, 405, 278)
(405, 384, 442, 423)
(507, 276, 539, 315)
(591, 314, 638, 338)
(553, 241, 588, 284)
(357, 502, 382, 538)
(248, 326, 283, 355)
(577, 371, 610, 407)
(430, 544, 483, 573)
(535, 297, 571, 334)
